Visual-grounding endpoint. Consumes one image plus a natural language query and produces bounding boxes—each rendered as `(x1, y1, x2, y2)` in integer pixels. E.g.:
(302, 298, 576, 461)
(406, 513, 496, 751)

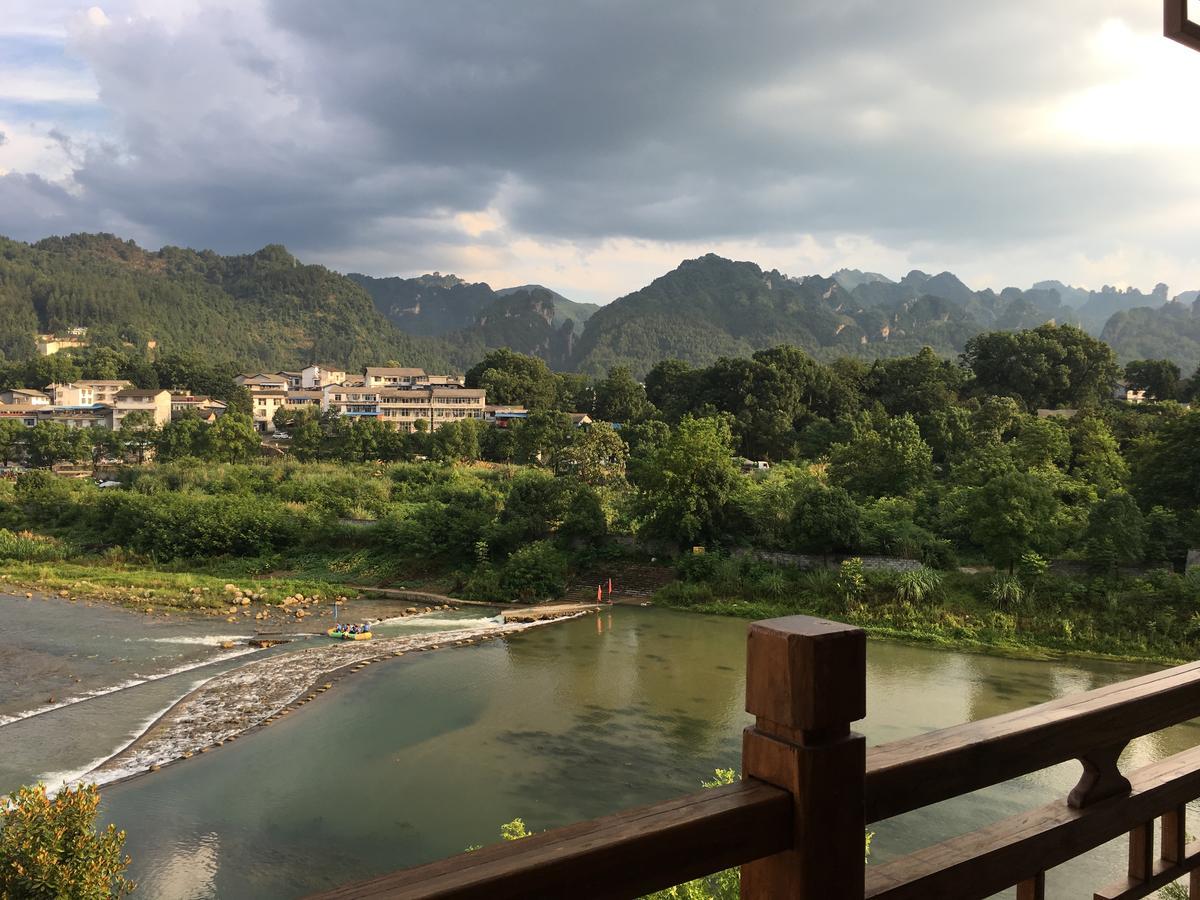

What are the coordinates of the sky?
(2, 0, 1200, 303)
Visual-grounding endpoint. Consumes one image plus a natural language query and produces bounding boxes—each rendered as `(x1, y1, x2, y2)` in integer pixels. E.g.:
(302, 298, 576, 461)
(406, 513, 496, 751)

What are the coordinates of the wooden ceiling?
(1166, 0, 1200, 51)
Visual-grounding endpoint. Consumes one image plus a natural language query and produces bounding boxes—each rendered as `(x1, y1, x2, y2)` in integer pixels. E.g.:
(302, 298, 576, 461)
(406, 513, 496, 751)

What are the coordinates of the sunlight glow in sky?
(1, 1, 1199, 301)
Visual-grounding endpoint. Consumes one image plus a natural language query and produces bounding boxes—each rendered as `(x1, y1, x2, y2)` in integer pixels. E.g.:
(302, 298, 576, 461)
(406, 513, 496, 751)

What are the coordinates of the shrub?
(894, 567, 944, 604)
(675, 552, 726, 583)
(0, 783, 134, 899)
(499, 540, 568, 602)
(838, 557, 867, 603)
(0, 529, 69, 562)
(989, 575, 1026, 610)
(755, 571, 789, 601)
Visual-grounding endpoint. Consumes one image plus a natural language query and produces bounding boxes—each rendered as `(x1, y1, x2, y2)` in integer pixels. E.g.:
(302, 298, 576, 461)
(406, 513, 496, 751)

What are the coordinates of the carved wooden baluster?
(1016, 872, 1046, 900)
(741, 615, 866, 899)
(1069, 743, 1132, 809)
(1128, 820, 1154, 884)
(1163, 804, 1186, 865)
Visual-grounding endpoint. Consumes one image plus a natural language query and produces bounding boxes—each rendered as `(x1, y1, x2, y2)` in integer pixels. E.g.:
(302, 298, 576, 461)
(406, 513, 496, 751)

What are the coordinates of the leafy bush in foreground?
(0, 783, 133, 899)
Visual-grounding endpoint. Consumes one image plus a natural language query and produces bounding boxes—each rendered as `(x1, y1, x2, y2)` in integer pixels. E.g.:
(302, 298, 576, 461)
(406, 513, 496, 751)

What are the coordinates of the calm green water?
(6, 596, 1199, 898)
(90, 607, 1199, 899)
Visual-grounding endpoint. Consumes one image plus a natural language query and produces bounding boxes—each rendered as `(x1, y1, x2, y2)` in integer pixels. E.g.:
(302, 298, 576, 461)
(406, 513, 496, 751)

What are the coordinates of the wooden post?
(740, 615, 866, 899)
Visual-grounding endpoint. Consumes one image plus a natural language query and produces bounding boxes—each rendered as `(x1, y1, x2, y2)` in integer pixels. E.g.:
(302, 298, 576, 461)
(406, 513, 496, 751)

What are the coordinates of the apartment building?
(235, 373, 290, 392)
(40, 405, 117, 430)
(0, 389, 51, 406)
(170, 393, 228, 423)
(283, 390, 323, 412)
(47, 380, 133, 406)
(363, 367, 428, 389)
(0, 405, 41, 427)
(36, 331, 88, 356)
(251, 391, 287, 432)
(114, 388, 172, 428)
(322, 382, 485, 432)
(379, 388, 486, 431)
(301, 364, 347, 389)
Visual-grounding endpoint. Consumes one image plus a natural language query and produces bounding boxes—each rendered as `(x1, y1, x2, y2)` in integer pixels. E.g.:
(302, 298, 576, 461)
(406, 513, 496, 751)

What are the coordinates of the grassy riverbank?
(654, 556, 1200, 666)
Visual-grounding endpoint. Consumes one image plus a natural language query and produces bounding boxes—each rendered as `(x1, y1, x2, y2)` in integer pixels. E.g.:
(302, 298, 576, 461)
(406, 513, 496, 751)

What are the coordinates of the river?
(3, 593, 1198, 898)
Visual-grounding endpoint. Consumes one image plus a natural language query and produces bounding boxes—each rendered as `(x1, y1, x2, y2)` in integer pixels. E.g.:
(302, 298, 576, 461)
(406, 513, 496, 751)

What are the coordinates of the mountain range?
(3, 232, 1199, 378)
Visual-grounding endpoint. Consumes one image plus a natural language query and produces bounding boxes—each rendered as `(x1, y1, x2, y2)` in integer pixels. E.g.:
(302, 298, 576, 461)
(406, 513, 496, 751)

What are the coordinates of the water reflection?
(93, 608, 1194, 900)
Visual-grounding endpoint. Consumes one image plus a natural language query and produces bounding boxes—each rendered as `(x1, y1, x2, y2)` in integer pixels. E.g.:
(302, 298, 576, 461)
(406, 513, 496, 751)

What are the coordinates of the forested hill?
(5, 233, 1197, 378)
(0, 234, 458, 371)
(568, 254, 1097, 378)
(1101, 298, 1200, 375)
(350, 272, 597, 365)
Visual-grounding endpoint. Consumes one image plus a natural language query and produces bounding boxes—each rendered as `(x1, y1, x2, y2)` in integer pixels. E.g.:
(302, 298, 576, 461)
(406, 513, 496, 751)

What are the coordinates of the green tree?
(865, 347, 965, 418)
(965, 469, 1063, 573)
(788, 481, 862, 563)
(829, 412, 933, 498)
(963, 324, 1120, 410)
(1083, 493, 1145, 571)
(1124, 359, 1180, 401)
(0, 782, 133, 899)
(644, 359, 697, 422)
(0, 420, 27, 466)
(119, 409, 159, 464)
(562, 423, 628, 484)
(1010, 416, 1071, 469)
(200, 412, 260, 463)
(432, 419, 483, 463)
(1069, 416, 1128, 491)
(156, 417, 207, 461)
(1129, 411, 1200, 510)
(283, 408, 324, 461)
(593, 366, 649, 423)
(26, 423, 86, 467)
(465, 349, 558, 409)
(513, 410, 575, 473)
(498, 540, 568, 601)
(635, 416, 741, 546)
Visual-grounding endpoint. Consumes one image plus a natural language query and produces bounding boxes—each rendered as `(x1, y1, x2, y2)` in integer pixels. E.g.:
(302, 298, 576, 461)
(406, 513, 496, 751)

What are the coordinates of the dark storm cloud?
(4, 0, 1198, 281)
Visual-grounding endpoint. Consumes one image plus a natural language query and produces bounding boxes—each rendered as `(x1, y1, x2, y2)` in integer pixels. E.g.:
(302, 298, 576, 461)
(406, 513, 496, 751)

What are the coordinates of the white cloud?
(1, 0, 1200, 300)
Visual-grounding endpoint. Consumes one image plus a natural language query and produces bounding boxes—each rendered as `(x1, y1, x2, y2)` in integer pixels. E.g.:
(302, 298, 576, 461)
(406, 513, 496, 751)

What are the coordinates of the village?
(0, 359, 570, 471)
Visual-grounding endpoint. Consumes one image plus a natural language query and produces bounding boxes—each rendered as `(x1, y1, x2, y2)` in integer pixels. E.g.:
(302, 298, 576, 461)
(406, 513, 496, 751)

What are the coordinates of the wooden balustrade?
(1166, 0, 1200, 52)
(312, 615, 1200, 899)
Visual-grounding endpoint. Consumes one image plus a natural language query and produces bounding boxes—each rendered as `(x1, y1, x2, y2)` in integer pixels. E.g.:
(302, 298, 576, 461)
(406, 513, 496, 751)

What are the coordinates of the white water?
(35, 679, 212, 794)
(136, 635, 259, 646)
(372, 613, 503, 628)
(0, 647, 262, 728)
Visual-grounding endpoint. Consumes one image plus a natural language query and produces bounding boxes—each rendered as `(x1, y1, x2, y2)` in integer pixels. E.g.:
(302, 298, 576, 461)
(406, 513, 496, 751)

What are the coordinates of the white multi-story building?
(301, 364, 347, 389)
(47, 380, 133, 406)
(322, 382, 485, 432)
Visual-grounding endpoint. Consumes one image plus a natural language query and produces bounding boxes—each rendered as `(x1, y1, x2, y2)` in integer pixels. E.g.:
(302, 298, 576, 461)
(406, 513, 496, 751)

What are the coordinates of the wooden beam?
(865, 744, 1200, 900)
(1165, 0, 1200, 52)
(867, 660, 1200, 823)
(304, 779, 792, 900)
(740, 616, 867, 899)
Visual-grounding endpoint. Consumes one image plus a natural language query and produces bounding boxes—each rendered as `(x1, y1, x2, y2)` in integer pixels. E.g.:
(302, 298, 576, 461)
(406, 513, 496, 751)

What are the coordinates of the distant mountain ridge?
(4, 232, 1198, 377)
(351, 273, 595, 368)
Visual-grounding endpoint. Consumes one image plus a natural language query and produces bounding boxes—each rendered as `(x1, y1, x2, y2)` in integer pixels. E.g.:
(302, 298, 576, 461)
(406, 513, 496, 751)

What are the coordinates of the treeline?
(8, 323, 1200, 579)
(457, 327, 1200, 575)
(0, 461, 614, 602)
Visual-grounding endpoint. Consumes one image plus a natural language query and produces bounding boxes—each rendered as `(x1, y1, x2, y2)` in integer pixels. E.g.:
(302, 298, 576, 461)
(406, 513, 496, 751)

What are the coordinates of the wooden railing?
(311, 615, 1200, 899)
(1166, 0, 1200, 53)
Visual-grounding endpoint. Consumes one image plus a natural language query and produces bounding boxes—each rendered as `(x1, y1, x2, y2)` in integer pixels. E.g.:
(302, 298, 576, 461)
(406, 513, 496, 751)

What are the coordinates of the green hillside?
(0, 234, 459, 371)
